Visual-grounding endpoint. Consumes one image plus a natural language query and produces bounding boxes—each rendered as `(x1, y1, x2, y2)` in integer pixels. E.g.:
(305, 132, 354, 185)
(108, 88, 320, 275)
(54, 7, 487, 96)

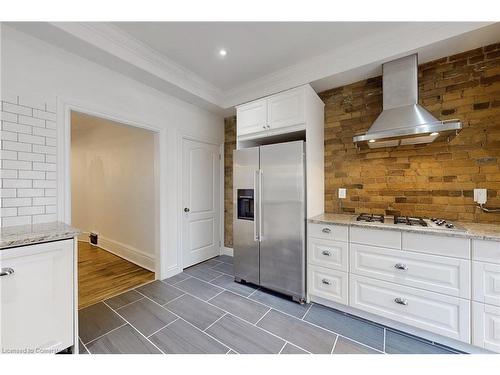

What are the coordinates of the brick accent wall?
(1, 94, 58, 226)
(322, 43, 500, 223)
(223, 44, 500, 245)
(224, 116, 236, 247)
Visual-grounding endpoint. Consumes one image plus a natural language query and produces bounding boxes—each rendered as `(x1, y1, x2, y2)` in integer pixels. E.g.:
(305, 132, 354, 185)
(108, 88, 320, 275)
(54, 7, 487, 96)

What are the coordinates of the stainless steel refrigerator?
(233, 141, 306, 303)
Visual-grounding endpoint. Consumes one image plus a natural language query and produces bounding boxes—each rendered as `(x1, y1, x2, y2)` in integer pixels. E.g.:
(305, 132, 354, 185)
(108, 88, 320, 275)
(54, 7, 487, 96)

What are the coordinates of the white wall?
(0, 25, 224, 278)
(71, 111, 156, 270)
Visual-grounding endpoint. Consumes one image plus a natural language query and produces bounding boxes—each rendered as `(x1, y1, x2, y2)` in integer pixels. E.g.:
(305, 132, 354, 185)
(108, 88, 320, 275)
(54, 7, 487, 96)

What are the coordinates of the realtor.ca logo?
(2, 347, 60, 354)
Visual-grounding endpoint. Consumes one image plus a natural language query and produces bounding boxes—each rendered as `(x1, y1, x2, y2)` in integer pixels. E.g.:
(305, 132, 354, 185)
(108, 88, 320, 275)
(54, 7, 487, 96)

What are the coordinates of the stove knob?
(431, 218, 437, 222)
(446, 223, 454, 229)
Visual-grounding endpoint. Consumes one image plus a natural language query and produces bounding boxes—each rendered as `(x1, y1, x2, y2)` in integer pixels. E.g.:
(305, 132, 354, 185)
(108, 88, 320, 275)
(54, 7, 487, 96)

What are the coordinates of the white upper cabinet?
(236, 99, 267, 137)
(236, 84, 321, 141)
(266, 87, 305, 132)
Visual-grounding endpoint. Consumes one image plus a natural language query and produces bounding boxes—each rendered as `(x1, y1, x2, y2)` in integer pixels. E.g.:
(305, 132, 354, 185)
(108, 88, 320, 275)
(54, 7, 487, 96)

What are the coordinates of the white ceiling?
(7, 21, 499, 113)
(114, 22, 406, 90)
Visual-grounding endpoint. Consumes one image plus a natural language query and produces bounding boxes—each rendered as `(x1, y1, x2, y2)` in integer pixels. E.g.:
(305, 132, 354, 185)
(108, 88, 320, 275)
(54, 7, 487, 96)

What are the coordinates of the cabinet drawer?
(308, 223, 348, 242)
(473, 261, 500, 307)
(473, 302, 500, 353)
(473, 239, 500, 264)
(402, 232, 470, 259)
(308, 265, 348, 305)
(349, 274, 470, 342)
(350, 244, 470, 298)
(350, 226, 401, 249)
(308, 237, 348, 271)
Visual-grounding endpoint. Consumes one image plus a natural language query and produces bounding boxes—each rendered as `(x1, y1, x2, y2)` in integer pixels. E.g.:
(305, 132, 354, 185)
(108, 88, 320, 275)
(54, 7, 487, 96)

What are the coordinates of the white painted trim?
(222, 247, 234, 257)
(59, 97, 166, 279)
(177, 133, 224, 269)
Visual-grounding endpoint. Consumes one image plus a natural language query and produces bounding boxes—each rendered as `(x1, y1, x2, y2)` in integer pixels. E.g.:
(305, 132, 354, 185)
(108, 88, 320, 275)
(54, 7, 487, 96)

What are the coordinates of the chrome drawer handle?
(322, 279, 331, 285)
(0, 268, 15, 277)
(322, 228, 331, 234)
(322, 250, 331, 256)
(394, 297, 408, 306)
(394, 263, 408, 271)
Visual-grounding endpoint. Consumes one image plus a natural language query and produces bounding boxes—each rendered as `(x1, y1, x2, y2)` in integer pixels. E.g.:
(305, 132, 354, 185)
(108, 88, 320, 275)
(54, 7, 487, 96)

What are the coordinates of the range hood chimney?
(353, 54, 461, 148)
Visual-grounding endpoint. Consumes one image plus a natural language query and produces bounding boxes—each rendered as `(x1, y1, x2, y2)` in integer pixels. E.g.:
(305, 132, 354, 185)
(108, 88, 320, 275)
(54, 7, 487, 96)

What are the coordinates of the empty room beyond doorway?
(71, 111, 158, 309)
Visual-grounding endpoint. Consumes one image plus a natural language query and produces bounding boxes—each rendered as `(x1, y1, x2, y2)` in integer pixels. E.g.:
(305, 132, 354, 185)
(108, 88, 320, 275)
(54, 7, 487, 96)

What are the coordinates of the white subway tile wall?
(1, 94, 58, 227)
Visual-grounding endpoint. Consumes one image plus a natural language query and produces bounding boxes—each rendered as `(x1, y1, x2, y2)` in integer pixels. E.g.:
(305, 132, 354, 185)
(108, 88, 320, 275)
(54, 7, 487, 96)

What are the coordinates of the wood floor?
(78, 241, 155, 309)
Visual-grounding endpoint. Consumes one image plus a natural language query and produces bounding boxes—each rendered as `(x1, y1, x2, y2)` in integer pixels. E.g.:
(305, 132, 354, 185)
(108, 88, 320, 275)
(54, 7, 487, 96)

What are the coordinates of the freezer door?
(233, 147, 260, 284)
(259, 141, 306, 300)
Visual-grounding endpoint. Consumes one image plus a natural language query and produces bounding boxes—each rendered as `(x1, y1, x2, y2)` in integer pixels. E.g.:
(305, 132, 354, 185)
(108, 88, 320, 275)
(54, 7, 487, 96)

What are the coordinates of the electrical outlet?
(338, 188, 347, 199)
(474, 188, 487, 205)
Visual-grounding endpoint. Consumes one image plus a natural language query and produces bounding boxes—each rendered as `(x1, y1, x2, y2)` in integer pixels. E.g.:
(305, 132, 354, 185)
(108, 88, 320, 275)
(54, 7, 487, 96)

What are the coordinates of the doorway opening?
(71, 111, 158, 309)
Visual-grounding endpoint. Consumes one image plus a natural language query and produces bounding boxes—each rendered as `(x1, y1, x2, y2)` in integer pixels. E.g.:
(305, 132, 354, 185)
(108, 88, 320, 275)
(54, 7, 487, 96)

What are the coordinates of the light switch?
(338, 188, 347, 199)
(474, 189, 487, 204)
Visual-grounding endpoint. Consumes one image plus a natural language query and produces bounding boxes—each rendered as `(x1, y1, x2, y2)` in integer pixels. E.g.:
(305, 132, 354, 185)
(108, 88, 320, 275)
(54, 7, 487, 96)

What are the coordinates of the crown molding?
(50, 22, 225, 108)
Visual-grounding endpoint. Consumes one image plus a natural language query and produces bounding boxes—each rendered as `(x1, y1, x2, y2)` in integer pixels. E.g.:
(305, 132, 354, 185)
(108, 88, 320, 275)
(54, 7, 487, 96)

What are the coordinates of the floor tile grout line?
(203, 312, 228, 332)
(113, 297, 146, 312)
(133, 289, 239, 354)
(147, 318, 180, 338)
(161, 275, 193, 286)
(102, 300, 166, 354)
(247, 287, 260, 298)
(301, 303, 314, 321)
(83, 322, 128, 347)
(78, 337, 90, 354)
(161, 293, 186, 306)
(278, 341, 288, 354)
(253, 307, 272, 326)
(206, 289, 226, 302)
(331, 335, 339, 354)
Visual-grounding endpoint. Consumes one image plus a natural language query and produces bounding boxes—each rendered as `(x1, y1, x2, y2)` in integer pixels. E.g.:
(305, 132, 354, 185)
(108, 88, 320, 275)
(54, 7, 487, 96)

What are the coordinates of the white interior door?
(182, 138, 221, 268)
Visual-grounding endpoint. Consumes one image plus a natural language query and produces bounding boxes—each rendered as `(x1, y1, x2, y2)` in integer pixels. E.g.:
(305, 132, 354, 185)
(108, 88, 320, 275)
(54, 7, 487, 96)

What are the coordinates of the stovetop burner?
(356, 213, 384, 223)
(394, 216, 428, 227)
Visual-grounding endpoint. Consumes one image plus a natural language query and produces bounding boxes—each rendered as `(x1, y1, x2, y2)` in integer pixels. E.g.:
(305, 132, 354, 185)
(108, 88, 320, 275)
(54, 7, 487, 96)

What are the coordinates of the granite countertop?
(0, 222, 80, 250)
(308, 213, 500, 242)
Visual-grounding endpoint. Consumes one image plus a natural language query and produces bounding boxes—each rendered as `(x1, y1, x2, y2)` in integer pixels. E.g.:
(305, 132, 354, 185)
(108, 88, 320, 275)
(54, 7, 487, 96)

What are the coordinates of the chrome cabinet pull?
(394, 297, 408, 306)
(322, 250, 331, 256)
(0, 268, 14, 277)
(321, 279, 331, 285)
(322, 228, 331, 234)
(394, 263, 408, 270)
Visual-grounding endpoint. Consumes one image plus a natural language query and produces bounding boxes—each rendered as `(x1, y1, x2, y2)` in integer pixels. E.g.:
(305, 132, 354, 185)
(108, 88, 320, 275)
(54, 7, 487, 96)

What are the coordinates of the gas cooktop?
(355, 213, 463, 231)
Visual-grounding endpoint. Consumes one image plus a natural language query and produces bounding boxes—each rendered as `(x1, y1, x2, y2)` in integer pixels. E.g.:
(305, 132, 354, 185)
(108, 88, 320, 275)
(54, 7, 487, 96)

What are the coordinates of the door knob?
(184, 207, 190, 213)
(0, 268, 14, 277)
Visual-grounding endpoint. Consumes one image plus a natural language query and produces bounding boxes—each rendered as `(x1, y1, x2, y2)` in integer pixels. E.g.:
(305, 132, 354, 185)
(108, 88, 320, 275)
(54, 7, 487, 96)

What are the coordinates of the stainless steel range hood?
(353, 54, 461, 148)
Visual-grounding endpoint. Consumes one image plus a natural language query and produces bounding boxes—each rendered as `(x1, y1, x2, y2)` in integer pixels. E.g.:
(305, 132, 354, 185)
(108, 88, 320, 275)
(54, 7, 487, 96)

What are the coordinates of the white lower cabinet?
(473, 302, 500, 352)
(308, 265, 348, 305)
(308, 237, 348, 271)
(350, 244, 470, 298)
(349, 274, 470, 342)
(472, 261, 500, 307)
(0, 239, 75, 353)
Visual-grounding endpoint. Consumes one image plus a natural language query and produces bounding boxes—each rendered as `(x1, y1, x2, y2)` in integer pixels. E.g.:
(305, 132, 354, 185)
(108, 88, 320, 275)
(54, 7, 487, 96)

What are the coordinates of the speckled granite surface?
(308, 213, 500, 241)
(0, 222, 80, 250)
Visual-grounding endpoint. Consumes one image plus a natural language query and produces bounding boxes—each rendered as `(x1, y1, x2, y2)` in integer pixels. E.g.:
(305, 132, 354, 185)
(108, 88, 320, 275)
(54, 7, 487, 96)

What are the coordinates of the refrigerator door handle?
(253, 170, 259, 242)
(258, 169, 263, 242)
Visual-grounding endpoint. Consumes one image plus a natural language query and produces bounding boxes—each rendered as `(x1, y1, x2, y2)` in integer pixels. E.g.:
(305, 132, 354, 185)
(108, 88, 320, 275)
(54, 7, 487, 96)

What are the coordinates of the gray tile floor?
(78, 255, 463, 354)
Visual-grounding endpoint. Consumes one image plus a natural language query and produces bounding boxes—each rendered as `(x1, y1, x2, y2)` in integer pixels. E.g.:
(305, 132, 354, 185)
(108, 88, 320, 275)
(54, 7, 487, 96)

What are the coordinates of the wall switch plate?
(474, 188, 487, 204)
(338, 188, 347, 199)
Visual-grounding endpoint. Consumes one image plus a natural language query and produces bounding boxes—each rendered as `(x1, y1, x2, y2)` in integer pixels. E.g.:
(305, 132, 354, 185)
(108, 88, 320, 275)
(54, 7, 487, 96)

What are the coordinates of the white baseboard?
(78, 232, 155, 272)
(222, 246, 233, 256)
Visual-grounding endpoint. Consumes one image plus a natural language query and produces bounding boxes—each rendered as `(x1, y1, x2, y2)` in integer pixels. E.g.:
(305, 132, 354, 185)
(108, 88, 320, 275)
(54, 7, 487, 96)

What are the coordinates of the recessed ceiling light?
(368, 139, 376, 143)
(430, 132, 439, 136)
(219, 49, 227, 57)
